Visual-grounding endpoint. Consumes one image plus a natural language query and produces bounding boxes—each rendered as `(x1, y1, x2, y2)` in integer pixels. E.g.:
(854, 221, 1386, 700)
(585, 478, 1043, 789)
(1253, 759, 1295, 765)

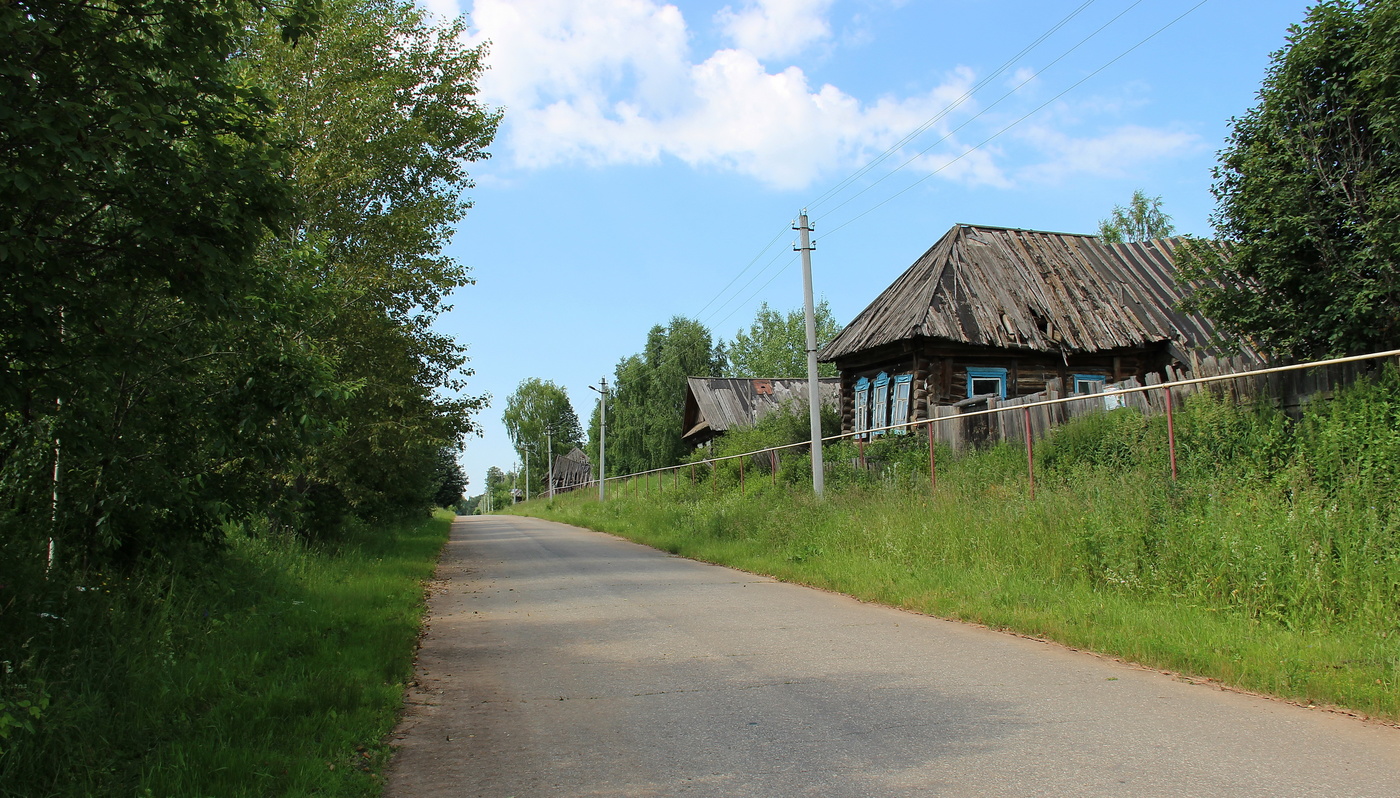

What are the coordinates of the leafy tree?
(605, 317, 723, 474)
(432, 448, 468, 508)
(722, 301, 842, 378)
(502, 379, 583, 494)
(1097, 190, 1175, 243)
(0, 0, 335, 562)
(243, 0, 499, 525)
(1179, 1, 1400, 359)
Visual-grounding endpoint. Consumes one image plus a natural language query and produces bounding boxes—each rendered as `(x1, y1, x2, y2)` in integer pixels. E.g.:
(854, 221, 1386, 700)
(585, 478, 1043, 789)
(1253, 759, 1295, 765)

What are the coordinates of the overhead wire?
(691, 224, 791, 320)
(696, 1, 1107, 324)
(695, 0, 1212, 334)
(699, 239, 797, 329)
(812, 0, 1148, 226)
(805, 0, 1103, 214)
(817, 0, 1213, 244)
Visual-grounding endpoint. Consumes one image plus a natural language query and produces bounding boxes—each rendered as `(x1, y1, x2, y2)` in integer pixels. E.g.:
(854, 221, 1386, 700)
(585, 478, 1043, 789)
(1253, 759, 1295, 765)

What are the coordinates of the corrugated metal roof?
(819, 224, 1235, 362)
(682, 377, 840, 442)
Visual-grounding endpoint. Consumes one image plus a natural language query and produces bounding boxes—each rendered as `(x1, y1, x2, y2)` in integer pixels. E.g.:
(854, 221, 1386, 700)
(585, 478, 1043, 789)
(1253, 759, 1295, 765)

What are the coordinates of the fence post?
(691, 464, 695, 486)
(927, 419, 936, 491)
(740, 459, 745, 497)
(770, 450, 777, 486)
(857, 437, 866, 470)
(1165, 384, 1178, 481)
(1024, 406, 1035, 501)
(712, 463, 717, 495)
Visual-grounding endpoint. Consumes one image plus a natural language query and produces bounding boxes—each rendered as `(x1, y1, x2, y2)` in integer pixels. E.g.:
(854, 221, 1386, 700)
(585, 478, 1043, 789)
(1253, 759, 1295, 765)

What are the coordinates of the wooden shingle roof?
(819, 224, 1234, 362)
(682, 377, 840, 444)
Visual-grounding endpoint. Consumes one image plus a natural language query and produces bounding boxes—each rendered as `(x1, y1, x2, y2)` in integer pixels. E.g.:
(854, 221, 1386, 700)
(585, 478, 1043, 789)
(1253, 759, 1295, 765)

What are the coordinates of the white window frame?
(871, 372, 891, 436)
(890, 374, 913, 434)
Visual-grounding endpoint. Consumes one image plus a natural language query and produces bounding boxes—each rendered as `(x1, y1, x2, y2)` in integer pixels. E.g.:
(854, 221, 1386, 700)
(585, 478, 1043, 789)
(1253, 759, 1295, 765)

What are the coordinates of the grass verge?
(512, 377, 1400, 722)
(1, 509, 452, 797)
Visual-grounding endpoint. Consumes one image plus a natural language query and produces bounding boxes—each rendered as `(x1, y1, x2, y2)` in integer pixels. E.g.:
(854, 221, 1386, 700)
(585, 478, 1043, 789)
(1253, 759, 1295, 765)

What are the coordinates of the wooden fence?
(923, 355, 1393, 452)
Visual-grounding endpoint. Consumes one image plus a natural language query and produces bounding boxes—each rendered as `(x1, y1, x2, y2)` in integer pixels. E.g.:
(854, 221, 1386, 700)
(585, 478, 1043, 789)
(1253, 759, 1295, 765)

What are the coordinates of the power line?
(700, 241, 796, 328)
(818, 0, 1213, 244)
(692, 224, 791, 320)
(814, 0, 1148, 226)
(805, 0, 1104, 214)
(697, 1, 1109, 325)
(708, 253, 801, 332)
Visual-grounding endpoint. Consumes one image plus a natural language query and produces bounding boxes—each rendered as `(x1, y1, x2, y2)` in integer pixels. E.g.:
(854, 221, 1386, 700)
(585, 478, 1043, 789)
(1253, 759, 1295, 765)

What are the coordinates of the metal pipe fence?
(553, 348, 1400, 502)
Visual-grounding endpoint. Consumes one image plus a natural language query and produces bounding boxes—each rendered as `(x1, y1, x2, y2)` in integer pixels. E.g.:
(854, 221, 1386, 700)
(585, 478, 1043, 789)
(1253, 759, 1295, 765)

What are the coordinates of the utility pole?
(546, 424, 555, 500)
(522, 444, 533, 502)
(795, 210, 825, 498)
(589, 378, 608, 501)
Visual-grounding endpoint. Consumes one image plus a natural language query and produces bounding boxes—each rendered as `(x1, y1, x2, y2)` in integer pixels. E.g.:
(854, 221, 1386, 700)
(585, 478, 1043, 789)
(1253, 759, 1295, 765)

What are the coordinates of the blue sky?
(420, 0, 1315, 493)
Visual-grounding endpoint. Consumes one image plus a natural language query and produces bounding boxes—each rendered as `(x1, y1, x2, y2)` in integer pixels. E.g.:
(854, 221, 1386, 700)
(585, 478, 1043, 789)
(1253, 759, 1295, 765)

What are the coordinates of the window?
(871, 373, 890, 436)
(1073, 374, 1107, 394)
(890, 374, 913, 434)
(854, 377, 870, 439)
(966, 367, 1008, 399)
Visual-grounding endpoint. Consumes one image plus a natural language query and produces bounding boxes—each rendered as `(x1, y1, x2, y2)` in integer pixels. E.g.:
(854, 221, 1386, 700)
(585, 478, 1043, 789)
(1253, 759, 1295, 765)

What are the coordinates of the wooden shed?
(681, 377, 841, 448)
(550, 447, 592, 493)
(817, 224, 1252, 437)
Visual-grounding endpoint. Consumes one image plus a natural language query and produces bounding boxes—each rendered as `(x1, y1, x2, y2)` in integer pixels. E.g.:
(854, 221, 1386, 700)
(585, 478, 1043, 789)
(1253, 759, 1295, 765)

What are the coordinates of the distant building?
(681, 377, 841, 448)
(550, 447, 592, 493)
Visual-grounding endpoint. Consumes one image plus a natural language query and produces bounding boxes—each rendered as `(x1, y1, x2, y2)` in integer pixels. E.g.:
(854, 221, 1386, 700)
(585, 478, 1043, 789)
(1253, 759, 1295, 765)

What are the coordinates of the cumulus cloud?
(715, 0, 835, 61)
(462, 0, 1202, 192)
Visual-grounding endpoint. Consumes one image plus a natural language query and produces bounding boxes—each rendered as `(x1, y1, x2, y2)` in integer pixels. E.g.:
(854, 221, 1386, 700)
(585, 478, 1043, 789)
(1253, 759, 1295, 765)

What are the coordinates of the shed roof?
(819, 224, 1235, 362)
(682, 377, 840, 444)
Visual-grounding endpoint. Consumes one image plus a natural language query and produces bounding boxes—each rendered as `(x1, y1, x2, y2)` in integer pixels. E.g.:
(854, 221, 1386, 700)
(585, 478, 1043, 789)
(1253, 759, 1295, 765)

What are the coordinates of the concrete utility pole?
(522, 444, 534, 502)
(795, 210, 825, 498)
(546, 425, 555, 500)
(589, 378, 608, 501)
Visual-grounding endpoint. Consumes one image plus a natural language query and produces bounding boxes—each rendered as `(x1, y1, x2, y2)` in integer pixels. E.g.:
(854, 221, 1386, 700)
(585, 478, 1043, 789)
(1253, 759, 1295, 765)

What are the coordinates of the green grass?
(0, 510, 451, 797)
(514, 376, 1400, 721)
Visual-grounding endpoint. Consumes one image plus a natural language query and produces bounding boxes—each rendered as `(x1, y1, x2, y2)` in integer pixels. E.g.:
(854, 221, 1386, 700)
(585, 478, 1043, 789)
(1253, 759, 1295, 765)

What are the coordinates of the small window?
(871, 373, 890, 436)
(854, 377, 870, 439)
(1073, 374, 1107, 395)
(966, 367, 1008, 399)
(890, 374, 913, 434)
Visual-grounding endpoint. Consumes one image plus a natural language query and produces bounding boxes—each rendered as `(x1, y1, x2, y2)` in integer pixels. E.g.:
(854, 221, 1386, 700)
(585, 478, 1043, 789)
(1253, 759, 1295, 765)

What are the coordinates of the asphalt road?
(385, 514, 1400, 797)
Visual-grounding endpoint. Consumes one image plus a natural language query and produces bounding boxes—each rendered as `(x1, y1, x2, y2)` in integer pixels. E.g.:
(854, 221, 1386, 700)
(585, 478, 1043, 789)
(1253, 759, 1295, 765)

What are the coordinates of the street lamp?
(588, 378, 609, 501)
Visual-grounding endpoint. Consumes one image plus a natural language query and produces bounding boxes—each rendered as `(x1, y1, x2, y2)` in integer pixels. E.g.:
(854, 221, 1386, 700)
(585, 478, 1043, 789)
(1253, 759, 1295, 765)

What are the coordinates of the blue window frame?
(854, 377, 870, 438)
(890, 374, 913, 434)
(1073, 374, 1107, 395)
(966, 367, 1008, 399)
(871, 372, 891, 436)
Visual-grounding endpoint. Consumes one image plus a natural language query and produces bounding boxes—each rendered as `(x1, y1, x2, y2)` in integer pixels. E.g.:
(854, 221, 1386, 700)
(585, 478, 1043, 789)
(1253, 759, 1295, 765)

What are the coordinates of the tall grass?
(0, 510, 451, 797)
(522, 369, 1400, 719)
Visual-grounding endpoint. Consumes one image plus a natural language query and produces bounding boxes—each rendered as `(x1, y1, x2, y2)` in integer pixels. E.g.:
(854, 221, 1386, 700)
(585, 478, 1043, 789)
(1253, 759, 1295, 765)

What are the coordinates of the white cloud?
(1016, 123, 1203, 183)
(463, 0, 1204, 192)
(715, 0, 835, 61)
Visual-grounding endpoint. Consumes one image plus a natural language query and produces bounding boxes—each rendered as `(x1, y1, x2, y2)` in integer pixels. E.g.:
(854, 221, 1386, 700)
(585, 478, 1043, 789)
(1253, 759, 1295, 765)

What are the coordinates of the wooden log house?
(818, 224, 1253, 438)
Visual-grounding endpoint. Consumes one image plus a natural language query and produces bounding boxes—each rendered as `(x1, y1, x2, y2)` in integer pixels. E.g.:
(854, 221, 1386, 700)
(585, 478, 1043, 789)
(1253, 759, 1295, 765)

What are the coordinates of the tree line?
(2, 0, 497, 570)
(476, 301, 841, 508)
